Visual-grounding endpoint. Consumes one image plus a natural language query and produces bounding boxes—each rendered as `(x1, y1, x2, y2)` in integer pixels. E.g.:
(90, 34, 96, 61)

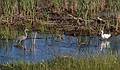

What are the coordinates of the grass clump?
(1, 55, 120, 70)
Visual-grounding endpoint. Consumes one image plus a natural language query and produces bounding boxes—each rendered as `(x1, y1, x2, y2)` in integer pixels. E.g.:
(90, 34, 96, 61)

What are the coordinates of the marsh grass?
(1, 0, 120, 19)
(0, 26, 16, 39)
(1, 0, 120, 38)
(1, 55, 120, 70)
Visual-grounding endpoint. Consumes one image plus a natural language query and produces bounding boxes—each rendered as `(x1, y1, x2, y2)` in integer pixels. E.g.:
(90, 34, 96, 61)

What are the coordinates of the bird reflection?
(100, 40, 110, 51)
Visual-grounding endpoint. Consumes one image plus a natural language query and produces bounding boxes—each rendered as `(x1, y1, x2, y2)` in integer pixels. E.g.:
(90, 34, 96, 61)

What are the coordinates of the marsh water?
(0, 33, 120, 64)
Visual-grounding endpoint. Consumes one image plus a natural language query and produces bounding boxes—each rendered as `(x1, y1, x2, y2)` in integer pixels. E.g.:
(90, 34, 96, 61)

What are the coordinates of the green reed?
(1, 54, 120, 70)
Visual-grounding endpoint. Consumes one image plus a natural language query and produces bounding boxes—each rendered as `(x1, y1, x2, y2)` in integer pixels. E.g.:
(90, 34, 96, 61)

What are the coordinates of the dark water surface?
(0, 33, 120, 64)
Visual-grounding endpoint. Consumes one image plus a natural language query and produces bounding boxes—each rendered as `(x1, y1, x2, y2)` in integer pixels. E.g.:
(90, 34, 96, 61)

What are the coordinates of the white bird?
(16, 29, 29, 44)
(101, 30, 111, 39)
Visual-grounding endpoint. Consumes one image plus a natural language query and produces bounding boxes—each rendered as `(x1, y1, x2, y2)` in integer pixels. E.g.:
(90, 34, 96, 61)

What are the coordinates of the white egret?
(101, 30, 111, 39)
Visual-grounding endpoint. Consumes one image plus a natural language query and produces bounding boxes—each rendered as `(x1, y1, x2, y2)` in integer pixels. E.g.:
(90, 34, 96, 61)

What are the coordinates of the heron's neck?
(25, 31, 27, 37)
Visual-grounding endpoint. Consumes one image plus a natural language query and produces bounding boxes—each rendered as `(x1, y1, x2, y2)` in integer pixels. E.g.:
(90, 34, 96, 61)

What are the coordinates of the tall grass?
(2, 0, 120, 18)
(0, 0, 120, 38)
(0, 25, 17, 39)
(1, 55, 120, 70)
(1, 0, 120, 18)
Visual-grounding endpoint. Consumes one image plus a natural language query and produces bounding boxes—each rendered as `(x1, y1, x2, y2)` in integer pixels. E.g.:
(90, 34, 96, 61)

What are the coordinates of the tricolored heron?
(16, 29, 29, 44)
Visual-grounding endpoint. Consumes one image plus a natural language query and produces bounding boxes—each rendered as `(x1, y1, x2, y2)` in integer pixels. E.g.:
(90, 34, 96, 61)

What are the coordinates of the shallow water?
(0, 33, 120, 64)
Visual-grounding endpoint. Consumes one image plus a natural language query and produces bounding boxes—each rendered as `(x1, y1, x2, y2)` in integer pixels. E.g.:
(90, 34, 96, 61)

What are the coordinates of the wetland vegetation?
(0, 0, 120, 39)
(1, 0, 120, 70)
(1, 55, 120, 70)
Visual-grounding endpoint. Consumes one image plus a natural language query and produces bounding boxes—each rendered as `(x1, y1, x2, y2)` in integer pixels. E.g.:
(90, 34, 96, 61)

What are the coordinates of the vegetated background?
(0, 0, 120, 39)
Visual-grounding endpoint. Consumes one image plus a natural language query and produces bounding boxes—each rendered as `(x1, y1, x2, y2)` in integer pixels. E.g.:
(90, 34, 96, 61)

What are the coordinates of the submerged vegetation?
(1, 55, 120, 70)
